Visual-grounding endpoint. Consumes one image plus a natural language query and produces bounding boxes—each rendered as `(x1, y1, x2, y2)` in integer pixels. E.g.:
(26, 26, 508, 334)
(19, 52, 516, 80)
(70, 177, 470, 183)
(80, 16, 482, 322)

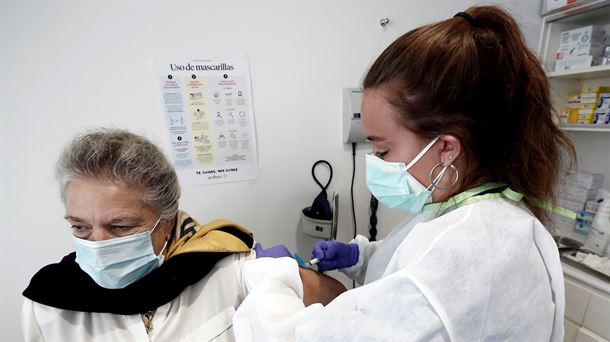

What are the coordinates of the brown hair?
(363, 6, 576, 227)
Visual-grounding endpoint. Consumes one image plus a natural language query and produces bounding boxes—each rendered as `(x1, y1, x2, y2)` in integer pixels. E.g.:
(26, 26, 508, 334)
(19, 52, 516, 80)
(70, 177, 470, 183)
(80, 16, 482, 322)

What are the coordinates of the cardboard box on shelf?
(603, 46, 610, 65)
(593, 94, 610, 125)
(581, 96, 601, 105)
(554, 25, 609, 71)
(553, 212, 577, 227)
(567, 108, 581, 124)
(564, 94, 581, 124)
(576, 116, 593, 124)
(567, 94, 581, 105)
(575, 111, 594, 124)
(580, 93, 609, 104)
(558, 198, 586, 214)
(567, 170, 605, 189)
(593, 111, 610, 124)
(553, 214, 577, 236)
(555, 55, 593, 71)
(582, 86, 610, 93)
(584, 200, 601, 214)
(596, 94, 610, 110)
(559, 186, 599, 203)
(575, 210, 595, 236)
(559, 108, 569, 124)
(556, 43, 604, 62)
(571, 90, 610, 124)
(559, 25, 607, 48)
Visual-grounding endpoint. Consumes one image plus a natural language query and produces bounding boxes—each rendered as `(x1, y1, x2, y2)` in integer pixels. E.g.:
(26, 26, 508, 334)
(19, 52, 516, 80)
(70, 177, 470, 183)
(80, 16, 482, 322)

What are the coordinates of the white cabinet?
(538, 0, 610, 195)
(576, 327, 608, 342)
(565, 277, 593, 324)
(582, 292, 610, 340)
(567, 319, 581, 342)
(564, 273, 610, 342)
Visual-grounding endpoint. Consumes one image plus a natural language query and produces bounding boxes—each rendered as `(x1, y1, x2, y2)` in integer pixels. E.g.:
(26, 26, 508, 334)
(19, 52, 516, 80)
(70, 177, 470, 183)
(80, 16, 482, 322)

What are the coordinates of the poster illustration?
(156, 56, 258, 185)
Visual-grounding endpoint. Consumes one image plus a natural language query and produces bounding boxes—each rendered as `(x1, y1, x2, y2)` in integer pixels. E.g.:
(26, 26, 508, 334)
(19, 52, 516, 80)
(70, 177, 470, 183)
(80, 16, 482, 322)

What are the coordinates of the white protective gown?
(22, 253, 254, 341)
(233, 197, 565, 341)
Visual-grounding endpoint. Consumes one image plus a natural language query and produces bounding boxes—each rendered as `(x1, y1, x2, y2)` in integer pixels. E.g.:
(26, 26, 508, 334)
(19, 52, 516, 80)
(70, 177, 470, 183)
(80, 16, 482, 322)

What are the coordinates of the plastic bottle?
(584, 189, 610, 255)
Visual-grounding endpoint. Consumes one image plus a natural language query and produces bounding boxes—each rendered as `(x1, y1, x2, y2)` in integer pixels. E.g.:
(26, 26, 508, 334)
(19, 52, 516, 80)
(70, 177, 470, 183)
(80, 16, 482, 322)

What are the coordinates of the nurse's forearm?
(299, 267, 347, 306)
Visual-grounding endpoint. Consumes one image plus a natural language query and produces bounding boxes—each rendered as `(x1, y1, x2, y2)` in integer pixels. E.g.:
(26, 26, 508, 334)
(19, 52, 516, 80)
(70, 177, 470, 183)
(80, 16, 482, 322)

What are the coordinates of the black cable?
(369, 195, 378, 241)
(351, 142, 357, 239)
(351, 142, 357, 289)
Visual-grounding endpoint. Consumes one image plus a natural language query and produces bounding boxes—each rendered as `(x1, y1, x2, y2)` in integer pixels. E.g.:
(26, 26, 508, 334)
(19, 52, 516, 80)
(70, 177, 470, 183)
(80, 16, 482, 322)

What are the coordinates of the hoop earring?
(429, 163, 459, 191)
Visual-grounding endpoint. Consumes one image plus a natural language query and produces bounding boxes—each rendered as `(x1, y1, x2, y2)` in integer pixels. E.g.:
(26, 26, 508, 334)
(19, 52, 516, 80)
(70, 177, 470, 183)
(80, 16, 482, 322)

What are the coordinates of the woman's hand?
(311, 241, 359, 272)
(253, 243, 293, 259)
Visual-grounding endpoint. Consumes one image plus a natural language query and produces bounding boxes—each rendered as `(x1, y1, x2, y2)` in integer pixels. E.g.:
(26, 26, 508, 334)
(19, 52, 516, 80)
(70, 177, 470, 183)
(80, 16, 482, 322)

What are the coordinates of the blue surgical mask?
(73, 217, 168, 289)
(366, 137, 439, 213)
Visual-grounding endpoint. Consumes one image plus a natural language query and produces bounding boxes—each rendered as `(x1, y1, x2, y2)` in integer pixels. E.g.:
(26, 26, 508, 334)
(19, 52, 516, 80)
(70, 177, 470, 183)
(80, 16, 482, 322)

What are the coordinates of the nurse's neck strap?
(423, 182, 504, 214)
(423, 182, 576, 220)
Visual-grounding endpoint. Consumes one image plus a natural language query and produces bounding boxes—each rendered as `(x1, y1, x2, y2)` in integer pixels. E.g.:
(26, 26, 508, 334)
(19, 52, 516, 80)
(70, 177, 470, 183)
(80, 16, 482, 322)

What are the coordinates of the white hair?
(56, 128, 180, 220)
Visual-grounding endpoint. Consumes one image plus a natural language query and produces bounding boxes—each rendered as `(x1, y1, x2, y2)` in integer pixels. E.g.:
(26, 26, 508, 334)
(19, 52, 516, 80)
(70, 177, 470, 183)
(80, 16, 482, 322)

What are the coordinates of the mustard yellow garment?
(166, 210, 253, 259)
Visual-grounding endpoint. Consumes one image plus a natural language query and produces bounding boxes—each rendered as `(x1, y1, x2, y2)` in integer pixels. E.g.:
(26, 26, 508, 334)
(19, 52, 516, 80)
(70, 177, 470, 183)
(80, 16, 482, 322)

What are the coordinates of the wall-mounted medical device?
(342, 88, 367, 143)
(301, 160, 338, 240)
(302, 193, 338, 239)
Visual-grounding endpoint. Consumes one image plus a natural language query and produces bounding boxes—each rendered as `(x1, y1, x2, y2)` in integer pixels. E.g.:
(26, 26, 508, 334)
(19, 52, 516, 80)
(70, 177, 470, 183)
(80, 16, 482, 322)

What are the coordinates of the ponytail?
(363, 6, 576, 227)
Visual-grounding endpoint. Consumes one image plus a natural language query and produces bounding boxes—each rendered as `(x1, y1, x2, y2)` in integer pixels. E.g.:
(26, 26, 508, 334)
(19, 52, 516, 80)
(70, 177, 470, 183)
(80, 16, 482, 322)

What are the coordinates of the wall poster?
(156, 56, 258, 185)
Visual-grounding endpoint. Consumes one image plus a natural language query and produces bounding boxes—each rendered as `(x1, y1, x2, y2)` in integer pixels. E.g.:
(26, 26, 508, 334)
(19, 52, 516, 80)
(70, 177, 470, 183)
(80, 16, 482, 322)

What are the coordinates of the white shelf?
(548, 65, 610, 80)
(561, 124, 610, 132)
(539, 0, 610, 196)
(543, 0, 610, 21)
(538, 1, 610, 75)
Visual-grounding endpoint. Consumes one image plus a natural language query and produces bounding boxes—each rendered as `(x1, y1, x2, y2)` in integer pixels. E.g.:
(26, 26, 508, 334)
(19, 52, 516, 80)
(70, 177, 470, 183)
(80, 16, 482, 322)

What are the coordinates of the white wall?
(0, 1, 542, 340)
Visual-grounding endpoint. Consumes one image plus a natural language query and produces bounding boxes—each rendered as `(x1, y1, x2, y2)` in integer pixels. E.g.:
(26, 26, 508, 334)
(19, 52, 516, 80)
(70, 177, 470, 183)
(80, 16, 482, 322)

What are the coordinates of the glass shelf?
(548, 65, 610, 80)
(560, 124, 610, 132)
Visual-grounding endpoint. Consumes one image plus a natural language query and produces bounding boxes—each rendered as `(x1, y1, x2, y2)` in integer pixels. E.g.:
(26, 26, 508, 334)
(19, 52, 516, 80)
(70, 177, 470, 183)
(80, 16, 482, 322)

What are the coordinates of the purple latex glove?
(254, 242, 293, 259)
(311, 240, 359, 272)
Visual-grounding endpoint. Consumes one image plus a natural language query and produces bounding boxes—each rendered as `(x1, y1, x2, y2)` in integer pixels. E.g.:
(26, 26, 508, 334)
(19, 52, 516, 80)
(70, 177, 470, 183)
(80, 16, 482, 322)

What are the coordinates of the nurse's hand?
(254, 242, 293, 259)
(311, 241, 359, 272)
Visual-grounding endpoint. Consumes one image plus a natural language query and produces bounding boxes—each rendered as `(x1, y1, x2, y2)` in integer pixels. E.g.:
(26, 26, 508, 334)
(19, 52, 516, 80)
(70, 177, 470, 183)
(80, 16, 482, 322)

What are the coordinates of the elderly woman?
(22, 128, 346, 341)
(21, 128, 255, 340)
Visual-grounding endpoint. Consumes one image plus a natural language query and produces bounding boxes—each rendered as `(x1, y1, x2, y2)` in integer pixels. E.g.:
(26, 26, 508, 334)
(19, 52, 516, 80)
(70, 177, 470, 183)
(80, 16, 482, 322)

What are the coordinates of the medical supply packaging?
(563, 86, 610, 125)
(556, 170, 606, 241)
(555, 25, 610, 72)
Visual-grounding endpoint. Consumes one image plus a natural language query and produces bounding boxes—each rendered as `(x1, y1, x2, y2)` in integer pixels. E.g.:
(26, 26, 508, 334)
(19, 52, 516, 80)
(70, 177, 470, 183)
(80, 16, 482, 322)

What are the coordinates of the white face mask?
(73, 217, 168, 289)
